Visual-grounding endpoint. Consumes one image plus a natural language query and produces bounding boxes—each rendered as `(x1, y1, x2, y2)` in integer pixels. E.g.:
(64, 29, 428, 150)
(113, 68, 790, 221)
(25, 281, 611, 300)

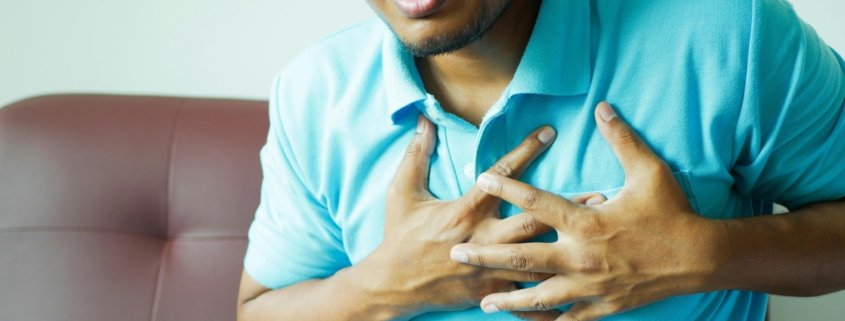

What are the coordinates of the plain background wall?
(0, 1, 843, 320)
(1, 0, 844, 108)
(0, 0, 375, 107)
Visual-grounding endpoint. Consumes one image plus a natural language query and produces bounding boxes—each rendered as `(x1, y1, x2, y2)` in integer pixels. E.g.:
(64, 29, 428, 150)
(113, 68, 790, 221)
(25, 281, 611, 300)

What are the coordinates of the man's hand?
(360, 115, 606, 320)
(449, 102, 722, 320)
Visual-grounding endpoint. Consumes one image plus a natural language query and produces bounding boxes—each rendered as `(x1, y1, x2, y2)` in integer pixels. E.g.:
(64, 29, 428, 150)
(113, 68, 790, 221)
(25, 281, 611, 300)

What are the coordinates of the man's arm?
(714, 197, 845, 296)
(237, 262, 401, 321)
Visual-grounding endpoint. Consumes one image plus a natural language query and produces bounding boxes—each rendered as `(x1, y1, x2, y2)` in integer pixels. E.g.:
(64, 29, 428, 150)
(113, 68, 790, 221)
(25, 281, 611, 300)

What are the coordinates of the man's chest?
(333, 86, 752, 266)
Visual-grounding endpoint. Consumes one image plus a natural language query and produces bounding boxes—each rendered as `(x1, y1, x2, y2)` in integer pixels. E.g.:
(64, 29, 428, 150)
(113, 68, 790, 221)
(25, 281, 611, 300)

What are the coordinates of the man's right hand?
(356, 115, 605, 320)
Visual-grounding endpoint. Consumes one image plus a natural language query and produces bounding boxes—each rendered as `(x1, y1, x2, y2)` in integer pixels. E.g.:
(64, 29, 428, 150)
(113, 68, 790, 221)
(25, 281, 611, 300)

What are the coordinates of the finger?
(480, 276, 578, 312)
(489, 193, 606, 244)
(451, 243, 564, 273)
(510, 310, 563, 321)
(485, 126, 556, 179)
(476, 172, 578, 227)
(387, 115, 437, 201)
(569, 192, 607, 206)
(490, 213, 553, 243)
(462, 126, 556, 207)
(594, 102, 667, 180)
(485, 268, 554, 283)
(560, 301, 611, 321)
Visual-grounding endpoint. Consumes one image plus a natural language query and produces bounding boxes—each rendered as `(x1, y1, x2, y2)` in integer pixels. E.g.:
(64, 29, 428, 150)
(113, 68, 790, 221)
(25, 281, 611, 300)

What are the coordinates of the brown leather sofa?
(0, 95, 268, 321)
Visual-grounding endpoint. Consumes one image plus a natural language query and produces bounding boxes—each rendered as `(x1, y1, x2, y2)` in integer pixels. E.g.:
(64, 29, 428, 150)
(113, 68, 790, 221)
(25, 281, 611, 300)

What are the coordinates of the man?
(237, 0, 845, 320)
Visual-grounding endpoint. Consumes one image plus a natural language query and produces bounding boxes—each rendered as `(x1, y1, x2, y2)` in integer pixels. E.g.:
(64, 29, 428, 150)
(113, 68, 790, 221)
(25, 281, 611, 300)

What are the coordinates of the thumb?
(387, 115, 437, 202)
(594, 102, 664, 179)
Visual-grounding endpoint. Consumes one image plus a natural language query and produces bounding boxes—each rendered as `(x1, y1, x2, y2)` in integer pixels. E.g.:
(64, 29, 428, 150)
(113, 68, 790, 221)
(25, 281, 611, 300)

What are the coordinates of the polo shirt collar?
(382, 32, 428, 123)
(509, 0, 591, 97)
(383, 0, 592, 123)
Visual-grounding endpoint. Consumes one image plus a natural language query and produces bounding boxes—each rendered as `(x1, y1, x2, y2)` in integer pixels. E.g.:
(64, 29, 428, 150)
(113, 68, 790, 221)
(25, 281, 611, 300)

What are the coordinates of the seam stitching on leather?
(148, 99, 184, 321)
(149, 241, 170, 321)
(164, 100, 185, 239)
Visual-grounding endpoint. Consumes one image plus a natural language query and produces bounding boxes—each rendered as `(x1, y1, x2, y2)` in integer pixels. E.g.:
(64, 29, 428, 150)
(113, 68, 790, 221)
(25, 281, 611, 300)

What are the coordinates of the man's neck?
(416, 0, 541, 127)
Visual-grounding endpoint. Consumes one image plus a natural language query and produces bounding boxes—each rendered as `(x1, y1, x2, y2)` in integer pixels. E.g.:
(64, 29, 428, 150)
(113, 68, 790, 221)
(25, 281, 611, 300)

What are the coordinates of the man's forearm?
(237, 260, 403, 321)
(711, 198, 845, 296)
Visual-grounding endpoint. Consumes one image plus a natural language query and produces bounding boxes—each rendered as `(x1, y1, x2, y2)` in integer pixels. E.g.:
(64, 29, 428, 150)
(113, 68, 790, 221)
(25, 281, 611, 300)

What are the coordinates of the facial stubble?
(391, 0, 516, 57)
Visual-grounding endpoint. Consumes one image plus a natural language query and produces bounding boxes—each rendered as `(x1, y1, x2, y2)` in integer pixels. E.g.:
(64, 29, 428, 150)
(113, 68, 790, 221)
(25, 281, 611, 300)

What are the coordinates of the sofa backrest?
(0, 95, 268, 321)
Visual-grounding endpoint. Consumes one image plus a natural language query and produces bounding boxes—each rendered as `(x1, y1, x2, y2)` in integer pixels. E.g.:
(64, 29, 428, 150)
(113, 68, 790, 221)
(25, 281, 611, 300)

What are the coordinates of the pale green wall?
(1, 1, 843, 319)
(0, 0, 375, 107)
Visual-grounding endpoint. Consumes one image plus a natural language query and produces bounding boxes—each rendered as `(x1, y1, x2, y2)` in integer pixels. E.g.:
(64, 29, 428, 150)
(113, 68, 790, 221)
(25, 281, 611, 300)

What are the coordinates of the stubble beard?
(393, 0, 516, 57)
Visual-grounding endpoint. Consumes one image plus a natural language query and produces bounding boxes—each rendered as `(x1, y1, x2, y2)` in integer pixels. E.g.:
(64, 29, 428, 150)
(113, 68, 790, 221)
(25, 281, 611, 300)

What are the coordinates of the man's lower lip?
(393, 0, 445, 18)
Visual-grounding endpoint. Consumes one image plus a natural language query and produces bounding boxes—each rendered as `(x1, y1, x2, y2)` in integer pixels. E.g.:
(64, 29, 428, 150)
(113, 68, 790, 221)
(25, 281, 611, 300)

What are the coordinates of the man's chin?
(400, 36, 471, 57)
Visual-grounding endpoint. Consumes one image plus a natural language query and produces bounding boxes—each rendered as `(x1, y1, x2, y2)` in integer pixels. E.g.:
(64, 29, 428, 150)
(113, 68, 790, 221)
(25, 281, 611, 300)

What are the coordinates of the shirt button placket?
(475, 116, 507, 182)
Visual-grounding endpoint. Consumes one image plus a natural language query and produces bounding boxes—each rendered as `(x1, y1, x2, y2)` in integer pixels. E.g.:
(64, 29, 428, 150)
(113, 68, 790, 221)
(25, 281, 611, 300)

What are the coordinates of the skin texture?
(451, 102, 845, 320)
(237, 117, 606, 321)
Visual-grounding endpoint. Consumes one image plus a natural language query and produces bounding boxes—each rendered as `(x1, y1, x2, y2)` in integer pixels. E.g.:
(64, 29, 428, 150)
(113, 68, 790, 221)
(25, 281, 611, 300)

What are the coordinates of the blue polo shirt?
(244, 0, 845, 319)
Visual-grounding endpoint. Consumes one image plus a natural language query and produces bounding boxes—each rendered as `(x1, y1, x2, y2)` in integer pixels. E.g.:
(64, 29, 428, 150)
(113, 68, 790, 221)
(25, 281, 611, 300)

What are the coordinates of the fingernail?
(586, 195, 604, 206)
(476, 173, 492, 192)
(482, 304, 500, 313)
(538, 127, 556, 144)
(416, 116, 425, 133)
(598, 102, 617, 123)
(450, 248, 468, 263)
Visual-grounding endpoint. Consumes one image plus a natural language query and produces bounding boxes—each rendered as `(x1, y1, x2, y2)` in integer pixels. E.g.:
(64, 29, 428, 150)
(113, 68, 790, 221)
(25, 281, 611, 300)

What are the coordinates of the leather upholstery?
(0, 95, 268, 321)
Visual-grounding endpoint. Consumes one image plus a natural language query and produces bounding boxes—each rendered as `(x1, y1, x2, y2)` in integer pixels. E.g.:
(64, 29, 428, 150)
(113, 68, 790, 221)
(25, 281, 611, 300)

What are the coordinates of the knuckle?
(405, 140, 424, 157)
(613, 126, 639, 146)
(508, 248, 533, 271)
(489, 179, 504, 196)
(529, 293, 553, 311)
(520, 216, 541, 237)
(520, 189, 543, 210)
(492, 160, 517, 177)
(526, 271, 547, 282)
(405, 140, 425, 158)
(471, 251, 486, 267)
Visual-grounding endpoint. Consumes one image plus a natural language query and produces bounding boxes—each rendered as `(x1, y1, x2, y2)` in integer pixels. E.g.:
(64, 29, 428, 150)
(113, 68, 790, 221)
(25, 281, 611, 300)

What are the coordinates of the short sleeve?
(732, 0, 845, 210)
(243, 74, 351, 289)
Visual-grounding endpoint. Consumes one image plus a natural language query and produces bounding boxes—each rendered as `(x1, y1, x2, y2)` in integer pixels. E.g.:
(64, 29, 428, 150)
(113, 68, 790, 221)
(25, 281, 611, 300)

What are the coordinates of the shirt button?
(463, 163, 475, 179)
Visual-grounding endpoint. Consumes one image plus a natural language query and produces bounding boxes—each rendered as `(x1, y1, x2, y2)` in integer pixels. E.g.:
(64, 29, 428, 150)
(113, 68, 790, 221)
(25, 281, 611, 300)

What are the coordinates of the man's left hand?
(449, 102, 724, 320)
